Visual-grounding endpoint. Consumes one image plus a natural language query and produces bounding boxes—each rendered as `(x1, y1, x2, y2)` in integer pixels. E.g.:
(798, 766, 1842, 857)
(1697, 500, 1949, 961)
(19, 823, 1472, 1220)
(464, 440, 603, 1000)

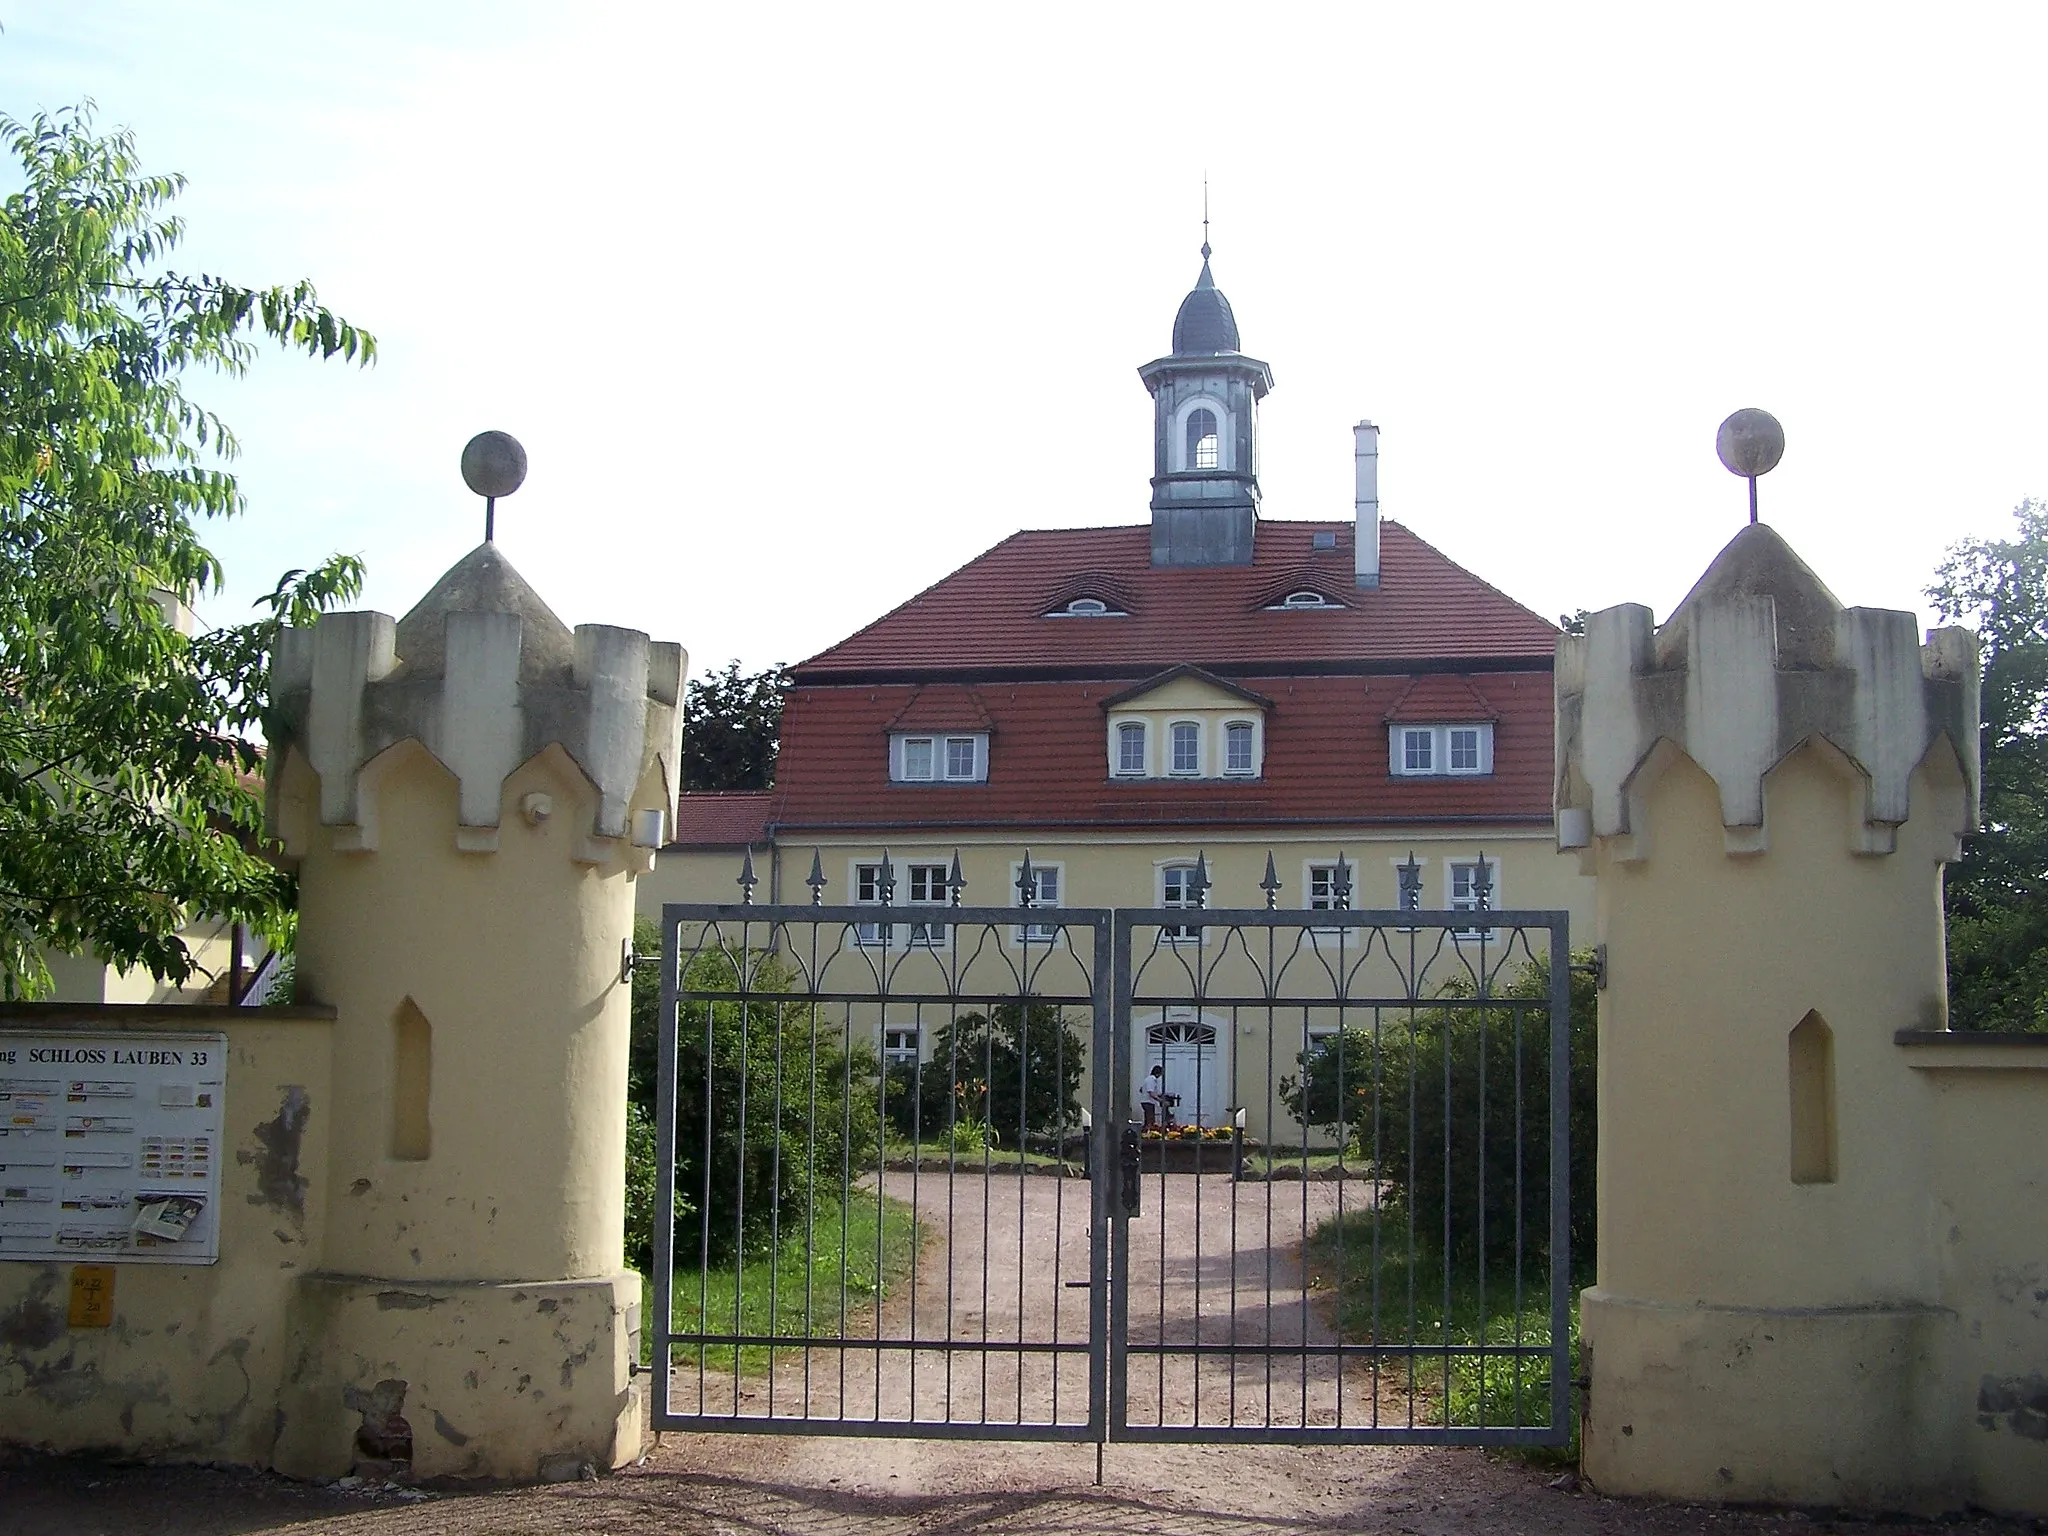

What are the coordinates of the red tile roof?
(760, 671, 1551, 832)
(885, 683, 993, 732)
(796, 520, 1558, 679)
(670, 792, 773, 846)
(1381, 674, 1500, 723)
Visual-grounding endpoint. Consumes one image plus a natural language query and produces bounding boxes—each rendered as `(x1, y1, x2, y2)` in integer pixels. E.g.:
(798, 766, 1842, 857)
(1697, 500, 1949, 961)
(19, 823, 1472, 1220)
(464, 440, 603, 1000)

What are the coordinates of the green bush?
(882, 1003, 1084, 1145)
(627, 918, 881, 1269)
(1280, 951, 1597, 1279)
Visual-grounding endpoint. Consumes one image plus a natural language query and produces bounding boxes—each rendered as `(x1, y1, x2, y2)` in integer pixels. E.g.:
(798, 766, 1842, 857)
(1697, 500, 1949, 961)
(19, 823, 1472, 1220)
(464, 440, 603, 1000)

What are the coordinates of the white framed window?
(1305, 860, 1346, 935)
(1058, 597, 1112, 616)
(906, 862, 949, 947)
(1160, 862, 1203, 943)
(1448, 857, 1498, 939)
(854, 861, 890, 946)
(1169, 721, 1201, 775)
(1172, 396, 1231, 472)
(1224, 720, 1256, 775)
(883, 1026, 921, 1064)
(1012, 861, 1063, 943)
(1115, 720, 1147, 777)
(1271, 589, 1340, 610)
(1389, 723, 1493, 777)
(892, 732, 988, 782)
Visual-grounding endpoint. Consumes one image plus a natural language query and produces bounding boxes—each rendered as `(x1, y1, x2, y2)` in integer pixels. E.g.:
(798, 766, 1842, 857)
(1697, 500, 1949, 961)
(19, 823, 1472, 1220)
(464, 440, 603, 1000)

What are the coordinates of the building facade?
(642, 246, 1596, 1137)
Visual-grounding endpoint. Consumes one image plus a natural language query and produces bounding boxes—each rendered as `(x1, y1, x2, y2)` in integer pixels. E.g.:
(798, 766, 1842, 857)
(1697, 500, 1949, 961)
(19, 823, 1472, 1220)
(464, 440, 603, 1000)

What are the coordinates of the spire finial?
(1201, 176, 1211, 261)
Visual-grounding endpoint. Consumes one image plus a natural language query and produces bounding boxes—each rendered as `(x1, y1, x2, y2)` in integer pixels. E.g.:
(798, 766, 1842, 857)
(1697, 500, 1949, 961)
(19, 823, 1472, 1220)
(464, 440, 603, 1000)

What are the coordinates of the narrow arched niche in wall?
(392, 996, 433, 1161)
(1788, 1010, 1836, 1185)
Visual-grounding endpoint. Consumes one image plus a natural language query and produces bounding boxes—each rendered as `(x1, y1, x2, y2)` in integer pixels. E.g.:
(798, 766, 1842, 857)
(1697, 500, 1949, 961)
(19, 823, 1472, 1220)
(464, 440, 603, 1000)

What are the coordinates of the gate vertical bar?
(651, 907, 683, 1426)
(1106, 912, 1131, 1439)
(1088, 909, 1114, 1443)
(1548, 917, 1573, 1435)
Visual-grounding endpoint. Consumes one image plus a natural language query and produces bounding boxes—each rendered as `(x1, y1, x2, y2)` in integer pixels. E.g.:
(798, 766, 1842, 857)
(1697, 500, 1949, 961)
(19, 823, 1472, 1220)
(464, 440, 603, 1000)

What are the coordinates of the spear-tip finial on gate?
(1260, 852, 1282, 910)
(806, 849, 827, 906)
(1017, 851, 1036, 909)
(1397, 852, 1422, 914)
(1191, 852, 1211, 906)
(737, 848, 758, 905)
(878, 851, 896, 906)
(1333, 852, 1353, 912)
(949, 850, 966, 907)
(1473, 850, 1493, 911)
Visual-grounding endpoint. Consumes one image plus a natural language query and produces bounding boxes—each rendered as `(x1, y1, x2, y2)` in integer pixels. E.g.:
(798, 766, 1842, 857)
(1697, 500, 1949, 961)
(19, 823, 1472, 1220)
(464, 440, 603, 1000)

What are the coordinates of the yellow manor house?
(639, 246, 1597, 1143)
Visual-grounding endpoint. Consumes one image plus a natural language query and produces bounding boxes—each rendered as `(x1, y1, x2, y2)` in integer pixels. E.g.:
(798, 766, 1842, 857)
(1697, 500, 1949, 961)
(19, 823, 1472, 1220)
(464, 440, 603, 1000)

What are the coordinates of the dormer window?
(1187, 407, 1219, 470)
(1170, 721, 1200, 775)
(1045, 594, 1126, 618)
(892, 732, 989, 783)
(1389, 723, 1493, 777)
(1224, 721, 1255, 775)
(1269, 589, 1342, 611)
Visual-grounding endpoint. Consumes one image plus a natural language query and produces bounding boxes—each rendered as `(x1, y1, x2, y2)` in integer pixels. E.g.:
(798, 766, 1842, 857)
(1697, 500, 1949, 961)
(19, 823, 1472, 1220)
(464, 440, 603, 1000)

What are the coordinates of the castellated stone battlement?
(264, 543, 685, 856)
(1554, 522, 1980, 858)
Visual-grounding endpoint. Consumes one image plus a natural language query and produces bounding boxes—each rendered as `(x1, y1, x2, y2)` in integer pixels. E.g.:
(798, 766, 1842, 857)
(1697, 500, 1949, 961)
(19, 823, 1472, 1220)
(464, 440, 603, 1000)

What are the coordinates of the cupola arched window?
(1186, 407, 1219, 470)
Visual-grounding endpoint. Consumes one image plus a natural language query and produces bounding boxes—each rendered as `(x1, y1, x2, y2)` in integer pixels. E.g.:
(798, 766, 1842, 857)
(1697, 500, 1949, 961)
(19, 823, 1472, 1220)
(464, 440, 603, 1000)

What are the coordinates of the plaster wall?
(0, 1007, 335, 1465)
(1916, 1047, 2048, 1511)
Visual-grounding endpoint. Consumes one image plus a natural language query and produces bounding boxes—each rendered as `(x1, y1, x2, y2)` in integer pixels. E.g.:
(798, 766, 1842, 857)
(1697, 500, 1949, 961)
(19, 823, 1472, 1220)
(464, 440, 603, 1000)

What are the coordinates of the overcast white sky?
(9, 4, 2047, 675)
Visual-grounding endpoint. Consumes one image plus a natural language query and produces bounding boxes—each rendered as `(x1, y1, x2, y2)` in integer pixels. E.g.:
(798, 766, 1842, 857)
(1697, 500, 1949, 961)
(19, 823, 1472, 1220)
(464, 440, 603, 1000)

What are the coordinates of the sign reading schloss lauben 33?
(0, 1031, 227, 1265)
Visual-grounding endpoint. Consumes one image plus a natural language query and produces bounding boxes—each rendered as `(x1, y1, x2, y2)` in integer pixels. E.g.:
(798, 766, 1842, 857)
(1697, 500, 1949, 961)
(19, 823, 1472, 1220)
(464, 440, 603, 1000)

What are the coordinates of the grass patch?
(648, 1192, 922, 1374)
(1304, 1210, 1581, 1460)
(882, 1136, 1069, 1171)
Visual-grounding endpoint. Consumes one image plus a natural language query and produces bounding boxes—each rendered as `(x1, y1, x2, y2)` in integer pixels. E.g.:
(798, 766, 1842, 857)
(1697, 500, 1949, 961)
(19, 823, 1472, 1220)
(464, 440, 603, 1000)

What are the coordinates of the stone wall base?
(1581, 1286, 1959, 1514)
(273, 1271, 644, 1482)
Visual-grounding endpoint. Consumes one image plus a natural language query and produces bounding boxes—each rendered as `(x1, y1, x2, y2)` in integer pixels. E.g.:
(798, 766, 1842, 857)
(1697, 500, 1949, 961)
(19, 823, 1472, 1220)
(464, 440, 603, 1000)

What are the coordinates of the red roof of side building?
(669, 791, 773, 847)
(764, 672, 1552, 832)
(795, 520, 1558, 679)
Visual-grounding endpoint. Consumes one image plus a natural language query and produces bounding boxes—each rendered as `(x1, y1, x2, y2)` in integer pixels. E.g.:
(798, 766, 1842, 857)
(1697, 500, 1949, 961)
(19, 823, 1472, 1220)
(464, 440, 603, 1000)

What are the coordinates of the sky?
(8, 4, 2048, 676)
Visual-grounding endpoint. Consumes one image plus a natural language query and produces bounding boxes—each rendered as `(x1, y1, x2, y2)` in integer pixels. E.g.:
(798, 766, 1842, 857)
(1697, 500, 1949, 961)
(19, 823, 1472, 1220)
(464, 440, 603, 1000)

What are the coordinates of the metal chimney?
(1354, 421, 1380, 589)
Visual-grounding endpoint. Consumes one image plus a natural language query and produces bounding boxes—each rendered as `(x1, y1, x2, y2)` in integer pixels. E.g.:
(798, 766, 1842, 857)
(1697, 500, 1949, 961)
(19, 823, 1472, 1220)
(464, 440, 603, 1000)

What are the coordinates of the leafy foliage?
(0, 104, 373, 996)
(626, 917, 882, 1269)
(682, 659, 785, 791)
(1929, 500, 2048, 1031)
(1280, 952, 1597, 1278)
(881, 1002, 1086, 1145)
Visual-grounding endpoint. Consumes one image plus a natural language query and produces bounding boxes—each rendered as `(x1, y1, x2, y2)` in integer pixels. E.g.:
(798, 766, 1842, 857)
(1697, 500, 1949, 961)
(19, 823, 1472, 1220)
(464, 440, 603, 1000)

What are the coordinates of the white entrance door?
(1137, 1017, 1224, 1127)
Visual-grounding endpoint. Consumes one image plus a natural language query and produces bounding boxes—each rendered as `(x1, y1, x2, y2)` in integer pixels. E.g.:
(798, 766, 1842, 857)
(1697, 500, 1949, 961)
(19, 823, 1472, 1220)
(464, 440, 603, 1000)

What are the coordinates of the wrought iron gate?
(649, 861, 1572, 1447)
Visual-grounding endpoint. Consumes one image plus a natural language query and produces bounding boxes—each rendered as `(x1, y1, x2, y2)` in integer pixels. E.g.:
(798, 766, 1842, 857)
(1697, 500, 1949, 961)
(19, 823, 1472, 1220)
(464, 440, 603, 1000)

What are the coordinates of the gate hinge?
(621, 938, 659, 985)
(1570, 945, 1606, 991)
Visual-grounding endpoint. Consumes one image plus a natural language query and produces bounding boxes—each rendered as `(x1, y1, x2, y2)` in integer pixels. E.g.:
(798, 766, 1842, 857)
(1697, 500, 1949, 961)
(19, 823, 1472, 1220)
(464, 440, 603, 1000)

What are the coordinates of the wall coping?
(1895, 1027, 2048, 1070)
(0, 1002, 337, 1028)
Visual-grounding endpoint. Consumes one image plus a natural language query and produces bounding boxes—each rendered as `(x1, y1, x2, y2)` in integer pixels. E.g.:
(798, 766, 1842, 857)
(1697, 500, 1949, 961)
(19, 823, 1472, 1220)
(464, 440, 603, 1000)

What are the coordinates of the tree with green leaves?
(1929, 499, 2048, 1031)
(682, 659, 785, 791)
(0, 105, 374, 997)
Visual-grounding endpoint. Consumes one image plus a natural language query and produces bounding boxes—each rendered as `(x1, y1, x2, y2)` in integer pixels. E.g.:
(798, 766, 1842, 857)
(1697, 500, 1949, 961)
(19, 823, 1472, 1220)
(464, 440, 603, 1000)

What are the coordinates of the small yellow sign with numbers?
(68, 1264, 115, 1327)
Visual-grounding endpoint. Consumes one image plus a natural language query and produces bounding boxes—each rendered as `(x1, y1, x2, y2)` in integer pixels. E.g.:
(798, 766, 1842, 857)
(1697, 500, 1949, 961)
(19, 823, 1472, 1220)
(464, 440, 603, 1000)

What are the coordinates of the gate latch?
(1119, 1123, 1143, 1217)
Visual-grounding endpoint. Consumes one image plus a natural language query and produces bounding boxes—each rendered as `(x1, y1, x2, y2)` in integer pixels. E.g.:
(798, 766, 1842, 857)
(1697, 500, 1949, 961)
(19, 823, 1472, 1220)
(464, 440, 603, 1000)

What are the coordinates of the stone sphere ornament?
(1716, 409, 1785, 480)
(460, 430, 528, 500)
(1715, 408, 1784, 525)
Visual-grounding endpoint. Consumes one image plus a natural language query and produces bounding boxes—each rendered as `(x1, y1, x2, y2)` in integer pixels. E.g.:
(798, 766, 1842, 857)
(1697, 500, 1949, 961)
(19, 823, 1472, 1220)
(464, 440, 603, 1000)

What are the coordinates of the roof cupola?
(1138, 231, 1274, 567)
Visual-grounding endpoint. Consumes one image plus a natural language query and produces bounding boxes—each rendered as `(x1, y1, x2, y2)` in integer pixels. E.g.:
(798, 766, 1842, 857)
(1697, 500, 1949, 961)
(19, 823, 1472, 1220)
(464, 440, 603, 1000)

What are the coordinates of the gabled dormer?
(1101, 665, 1271, 781)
